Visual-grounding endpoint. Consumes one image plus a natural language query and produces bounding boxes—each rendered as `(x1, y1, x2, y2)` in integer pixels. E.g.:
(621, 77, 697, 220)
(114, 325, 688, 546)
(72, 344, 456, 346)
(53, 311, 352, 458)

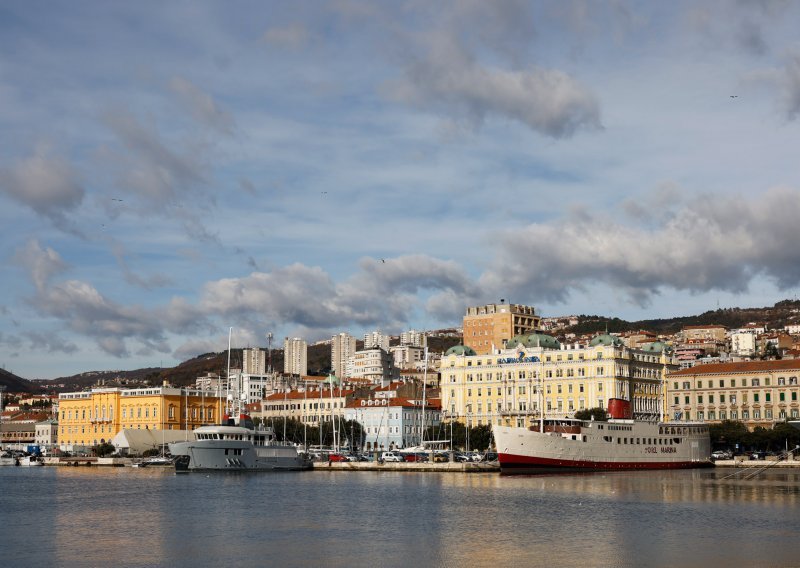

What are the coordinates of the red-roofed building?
(254, 386, 357, 427)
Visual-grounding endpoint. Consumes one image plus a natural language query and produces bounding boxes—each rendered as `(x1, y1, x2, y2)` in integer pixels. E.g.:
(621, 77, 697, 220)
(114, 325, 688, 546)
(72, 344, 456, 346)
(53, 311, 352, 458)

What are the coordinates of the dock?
(312, 461, 499, 472)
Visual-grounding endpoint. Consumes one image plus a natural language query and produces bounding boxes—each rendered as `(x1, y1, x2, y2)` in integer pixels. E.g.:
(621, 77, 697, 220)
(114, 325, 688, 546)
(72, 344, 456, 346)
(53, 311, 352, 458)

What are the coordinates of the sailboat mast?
(421, 346, 428, 447)
(226, 327, 232, 419)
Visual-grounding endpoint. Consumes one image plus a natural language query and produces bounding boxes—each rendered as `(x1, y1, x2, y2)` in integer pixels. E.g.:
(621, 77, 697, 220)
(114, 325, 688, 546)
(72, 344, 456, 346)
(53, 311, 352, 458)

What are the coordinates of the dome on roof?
(522, 333, 560, 349)
(589, 333, 623, 347)
(324, 374, 340, 386)
(641, 341, 670, 353)
(505, 335, 528, 349)
(445, 345, 477, 356)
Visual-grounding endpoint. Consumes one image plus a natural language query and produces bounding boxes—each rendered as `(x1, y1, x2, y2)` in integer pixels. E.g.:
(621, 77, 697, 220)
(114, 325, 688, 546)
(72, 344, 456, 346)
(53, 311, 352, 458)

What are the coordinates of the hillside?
(0, 368, 44, 393)
(563, 299, 800, 336)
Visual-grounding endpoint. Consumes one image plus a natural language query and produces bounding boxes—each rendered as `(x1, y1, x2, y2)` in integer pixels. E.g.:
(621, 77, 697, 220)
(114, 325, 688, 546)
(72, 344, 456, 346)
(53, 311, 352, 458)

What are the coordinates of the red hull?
(498, 452, 713, 473)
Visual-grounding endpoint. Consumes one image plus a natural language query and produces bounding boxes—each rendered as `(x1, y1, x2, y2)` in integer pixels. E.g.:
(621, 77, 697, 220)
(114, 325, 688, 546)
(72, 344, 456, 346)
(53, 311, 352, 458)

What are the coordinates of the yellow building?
(440, 333, 675, 428)
(667, 359, 800, 428)
(463, 303, 541, 355)
(58, 386, 225, 449)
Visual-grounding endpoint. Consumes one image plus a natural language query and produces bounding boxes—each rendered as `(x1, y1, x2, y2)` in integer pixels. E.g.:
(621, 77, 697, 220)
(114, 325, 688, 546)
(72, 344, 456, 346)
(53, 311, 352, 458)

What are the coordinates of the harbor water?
(2, 467, 800, 567)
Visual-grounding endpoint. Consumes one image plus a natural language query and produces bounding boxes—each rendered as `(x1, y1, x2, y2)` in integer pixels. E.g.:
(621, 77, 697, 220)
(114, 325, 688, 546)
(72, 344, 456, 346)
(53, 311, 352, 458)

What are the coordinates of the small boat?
(494, 398, 712, 473)
(0, 452, 16, 466)
(15, 455, 45, 467)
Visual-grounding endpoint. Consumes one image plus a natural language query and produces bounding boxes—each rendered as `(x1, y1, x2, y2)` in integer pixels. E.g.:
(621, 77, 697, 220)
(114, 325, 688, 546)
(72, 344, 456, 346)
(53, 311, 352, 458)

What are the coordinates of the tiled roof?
(265, 388, 354, 401)
(669, 359, 800, 376)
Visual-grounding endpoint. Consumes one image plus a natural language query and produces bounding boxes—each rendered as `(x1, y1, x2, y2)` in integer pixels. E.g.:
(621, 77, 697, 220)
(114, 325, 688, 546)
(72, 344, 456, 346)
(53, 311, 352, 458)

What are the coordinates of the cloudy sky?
(3, 1, 800, 379)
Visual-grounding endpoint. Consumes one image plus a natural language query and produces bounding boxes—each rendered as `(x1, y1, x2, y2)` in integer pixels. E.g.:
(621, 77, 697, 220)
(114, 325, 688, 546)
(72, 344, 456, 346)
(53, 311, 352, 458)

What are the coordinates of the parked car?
(328, 453, 349, 462)
(381, 451, 403, 462)
(711, 450, 732, 460)
(402, 453, 428, 462)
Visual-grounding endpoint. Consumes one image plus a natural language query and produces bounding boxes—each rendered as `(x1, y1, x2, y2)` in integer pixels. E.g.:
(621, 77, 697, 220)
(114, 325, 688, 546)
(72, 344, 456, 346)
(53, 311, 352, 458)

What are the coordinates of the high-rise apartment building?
(463, 302, 541, 355)
(400, 329, 427, 347)
(331, 332, 357, 379)
(242, 347, 266, 375)
(283, 337, 308, 376)
(364, 331, 390, 351)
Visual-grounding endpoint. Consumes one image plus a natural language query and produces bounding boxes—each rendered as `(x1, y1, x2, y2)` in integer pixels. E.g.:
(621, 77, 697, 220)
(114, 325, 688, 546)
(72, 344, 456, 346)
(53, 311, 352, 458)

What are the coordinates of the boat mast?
(226, 327, 232, 419)
(421, 346, 428, 447)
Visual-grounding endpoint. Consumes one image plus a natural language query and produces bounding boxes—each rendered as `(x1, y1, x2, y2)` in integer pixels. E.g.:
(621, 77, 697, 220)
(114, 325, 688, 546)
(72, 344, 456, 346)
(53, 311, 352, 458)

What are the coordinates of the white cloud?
(14, 239, 69, 293)
(0, 145, 84, 228)
(481, 186, 800, 306)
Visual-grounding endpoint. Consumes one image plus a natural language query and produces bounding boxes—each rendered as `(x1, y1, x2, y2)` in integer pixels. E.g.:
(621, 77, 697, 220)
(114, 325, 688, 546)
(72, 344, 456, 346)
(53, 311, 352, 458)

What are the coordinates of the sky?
(3, 1, 800, 379)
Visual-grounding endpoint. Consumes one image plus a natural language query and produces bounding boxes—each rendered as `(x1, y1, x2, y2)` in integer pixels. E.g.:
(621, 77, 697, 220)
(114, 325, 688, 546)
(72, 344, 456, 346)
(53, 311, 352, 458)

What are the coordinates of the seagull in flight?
(730, 95, 738, 98)
(380, 258, 385, 263)
(111, 198, 124, 202)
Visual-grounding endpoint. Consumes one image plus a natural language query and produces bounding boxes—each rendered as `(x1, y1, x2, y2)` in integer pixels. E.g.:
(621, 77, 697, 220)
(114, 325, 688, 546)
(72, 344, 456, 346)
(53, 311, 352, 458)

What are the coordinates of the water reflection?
(3, 467, 800, 568)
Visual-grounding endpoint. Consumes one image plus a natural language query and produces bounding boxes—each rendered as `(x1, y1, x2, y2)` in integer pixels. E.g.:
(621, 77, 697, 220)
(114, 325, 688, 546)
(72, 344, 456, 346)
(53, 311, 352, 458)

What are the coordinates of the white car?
(381, 451, 403, 462)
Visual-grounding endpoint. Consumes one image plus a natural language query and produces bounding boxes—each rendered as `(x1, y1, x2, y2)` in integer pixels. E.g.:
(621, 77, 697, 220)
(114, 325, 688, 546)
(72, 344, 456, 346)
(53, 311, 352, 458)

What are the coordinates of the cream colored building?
(242, 347, 266, 375)
(257, 385, 356, 427)
(667, 359, 800, 428)
(463, 303, 541, 355)
(440, 333, 675, 428)
(346, 348, 398, 383)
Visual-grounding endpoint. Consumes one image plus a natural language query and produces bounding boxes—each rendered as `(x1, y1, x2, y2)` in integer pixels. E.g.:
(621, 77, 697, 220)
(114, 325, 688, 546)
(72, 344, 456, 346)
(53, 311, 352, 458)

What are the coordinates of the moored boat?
(493, 398, 712, 474)
(169, 415, 311, 472)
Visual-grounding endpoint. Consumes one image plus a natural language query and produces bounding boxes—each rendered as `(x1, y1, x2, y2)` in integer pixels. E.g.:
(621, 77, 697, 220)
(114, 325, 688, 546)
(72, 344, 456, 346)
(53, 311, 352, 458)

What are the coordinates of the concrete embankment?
(714, 458, 800, 468)
(312, 461, 499, 473)
(44, 457, 132, 467)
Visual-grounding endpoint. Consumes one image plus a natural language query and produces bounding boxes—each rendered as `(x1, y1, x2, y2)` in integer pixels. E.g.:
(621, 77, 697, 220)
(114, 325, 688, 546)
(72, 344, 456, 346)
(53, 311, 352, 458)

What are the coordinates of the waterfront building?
(0, 411, 49, 450)
(331, 332, 358, 379)
(344, 396, 441, 451)
(283, 337, 308, 376)
(242, 347, 267, 375)
(57, 386, 225, 451)
(666, 359, 800, 428)
(463, 302, 541, 355)
(346, 348, 398, 383)
(440, 333, 673, 428)
(258, 384, 356, 427)
(35, 419, 58, 451)
(363, 331, 390, 351)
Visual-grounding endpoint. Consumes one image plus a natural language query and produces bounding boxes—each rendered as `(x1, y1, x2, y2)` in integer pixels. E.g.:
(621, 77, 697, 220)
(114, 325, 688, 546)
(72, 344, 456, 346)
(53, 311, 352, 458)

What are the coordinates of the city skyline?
(3, 2, 800, 379)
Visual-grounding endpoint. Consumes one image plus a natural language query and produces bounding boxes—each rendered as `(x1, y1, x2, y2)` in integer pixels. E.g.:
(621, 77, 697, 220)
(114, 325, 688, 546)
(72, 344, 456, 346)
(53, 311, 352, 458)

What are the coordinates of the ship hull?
(494, 420, 712, 474)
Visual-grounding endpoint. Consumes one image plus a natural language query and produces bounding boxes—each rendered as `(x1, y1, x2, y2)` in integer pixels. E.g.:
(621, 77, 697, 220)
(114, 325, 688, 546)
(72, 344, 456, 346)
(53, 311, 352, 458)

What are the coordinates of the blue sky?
(3, 1, 800, 379)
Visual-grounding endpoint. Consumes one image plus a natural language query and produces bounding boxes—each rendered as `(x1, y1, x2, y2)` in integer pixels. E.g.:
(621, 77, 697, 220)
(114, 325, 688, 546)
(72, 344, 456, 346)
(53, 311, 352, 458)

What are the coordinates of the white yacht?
(169, 415, 311, 472)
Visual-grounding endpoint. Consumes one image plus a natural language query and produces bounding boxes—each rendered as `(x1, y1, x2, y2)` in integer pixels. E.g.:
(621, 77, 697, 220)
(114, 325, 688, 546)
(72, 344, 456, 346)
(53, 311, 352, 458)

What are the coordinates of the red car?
(328, 453, 350, 462)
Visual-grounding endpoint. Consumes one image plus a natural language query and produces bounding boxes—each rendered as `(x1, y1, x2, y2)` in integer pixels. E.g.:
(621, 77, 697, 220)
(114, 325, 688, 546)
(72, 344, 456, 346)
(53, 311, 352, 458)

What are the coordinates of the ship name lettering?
(660, 447, 676, 454)
(645, 447, 657, 454)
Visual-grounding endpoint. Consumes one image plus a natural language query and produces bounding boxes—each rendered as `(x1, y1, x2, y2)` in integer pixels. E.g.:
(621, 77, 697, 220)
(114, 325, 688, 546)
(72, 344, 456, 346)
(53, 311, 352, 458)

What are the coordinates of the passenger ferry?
(169, 414, 312, 472)
(493, 398, 712, 473)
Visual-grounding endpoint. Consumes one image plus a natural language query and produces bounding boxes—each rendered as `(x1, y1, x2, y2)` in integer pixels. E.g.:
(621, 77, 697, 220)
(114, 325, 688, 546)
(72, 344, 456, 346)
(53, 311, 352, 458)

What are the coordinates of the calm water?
(2, 467, 800, 567)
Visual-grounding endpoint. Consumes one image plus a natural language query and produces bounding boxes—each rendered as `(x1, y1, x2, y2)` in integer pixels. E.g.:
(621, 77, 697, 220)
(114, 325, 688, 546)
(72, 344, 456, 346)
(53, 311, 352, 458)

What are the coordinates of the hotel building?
(440, 333, 674, 428)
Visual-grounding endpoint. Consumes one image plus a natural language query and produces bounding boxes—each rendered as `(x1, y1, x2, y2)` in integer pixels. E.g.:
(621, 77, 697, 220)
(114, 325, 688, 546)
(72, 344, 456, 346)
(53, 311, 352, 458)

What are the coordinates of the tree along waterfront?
(710, 420, 800, 453)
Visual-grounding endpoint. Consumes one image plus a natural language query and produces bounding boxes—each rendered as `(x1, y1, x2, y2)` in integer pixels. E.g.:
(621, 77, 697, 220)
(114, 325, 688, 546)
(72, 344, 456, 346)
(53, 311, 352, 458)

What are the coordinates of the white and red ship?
(493, 399, 712, 473)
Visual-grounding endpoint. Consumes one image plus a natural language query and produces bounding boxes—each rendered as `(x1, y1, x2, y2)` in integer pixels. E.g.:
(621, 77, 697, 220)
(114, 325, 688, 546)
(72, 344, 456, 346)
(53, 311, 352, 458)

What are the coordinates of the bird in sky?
(111, 198, 123, 202)
(380, 258, 385, 263)
(730, 95, 738, 98)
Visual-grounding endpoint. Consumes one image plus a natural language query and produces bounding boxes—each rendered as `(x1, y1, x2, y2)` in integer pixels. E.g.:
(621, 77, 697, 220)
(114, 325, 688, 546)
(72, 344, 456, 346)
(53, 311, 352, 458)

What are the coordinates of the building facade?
(390, 345, 425, 371)
(242, 347, 267, 375)
(57, 387, 225, 450)
(257, 386, 355, 427)
(666, 360, 800, 428)
(344, 397, 441, 451)
(440, 334, 674, 428)
(284, 337, 308, 376)
(363, 331, 390, 351)
(463, 303, 541, 355)
(400, 329, 427, 347)
(346, 348, 398, 383)
(331, 332, 358, 379)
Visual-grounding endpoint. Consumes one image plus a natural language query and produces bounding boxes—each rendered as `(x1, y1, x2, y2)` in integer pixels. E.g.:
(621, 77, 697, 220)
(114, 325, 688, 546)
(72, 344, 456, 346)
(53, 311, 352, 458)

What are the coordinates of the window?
(709, 395, 714, 404)
(754, 393, 759, 403)
(698, 380, 703, 388)
(719, 380, 725, 388)
(683, 382, 690, 390)
(766, 393, 771, 402)
(698, 395, 703, 404)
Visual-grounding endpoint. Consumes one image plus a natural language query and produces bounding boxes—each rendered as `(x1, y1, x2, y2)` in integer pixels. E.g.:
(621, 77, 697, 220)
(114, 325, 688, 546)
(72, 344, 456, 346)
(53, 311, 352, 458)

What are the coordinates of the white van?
(381, 451, 403, 462)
